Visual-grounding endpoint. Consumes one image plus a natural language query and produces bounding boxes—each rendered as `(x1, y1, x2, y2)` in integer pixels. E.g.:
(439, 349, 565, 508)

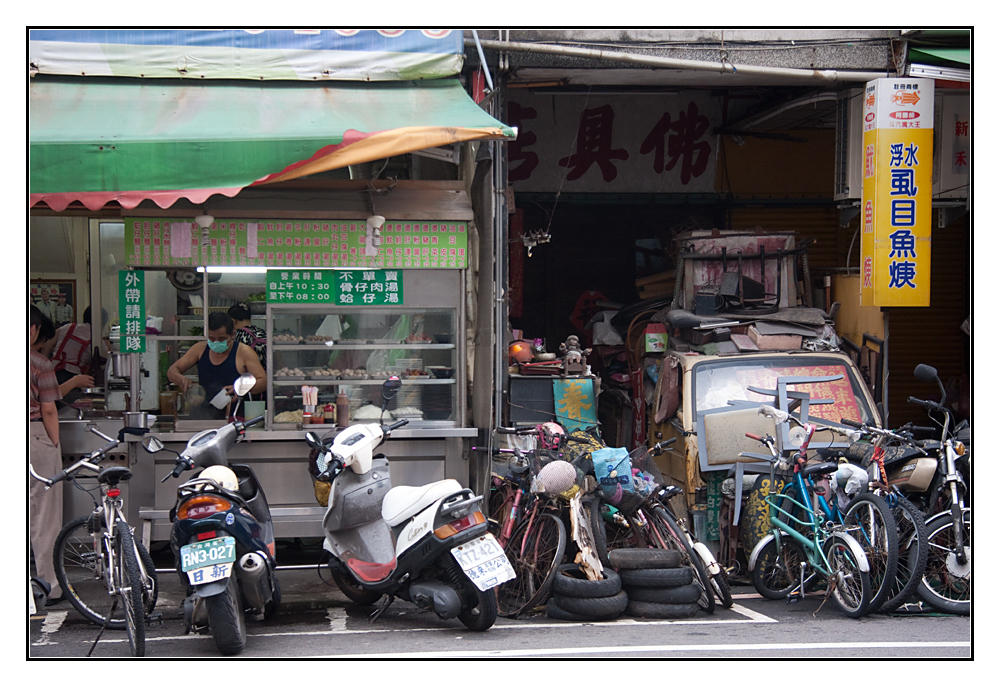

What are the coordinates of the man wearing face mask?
(167, 312, 266, 419)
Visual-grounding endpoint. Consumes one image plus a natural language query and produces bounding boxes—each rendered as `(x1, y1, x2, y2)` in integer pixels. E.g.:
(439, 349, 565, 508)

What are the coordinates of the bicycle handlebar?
(495, 426, 538, 435)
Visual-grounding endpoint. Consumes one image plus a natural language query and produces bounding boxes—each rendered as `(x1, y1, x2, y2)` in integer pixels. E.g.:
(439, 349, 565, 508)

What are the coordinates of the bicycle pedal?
(147, 611, 164, 625)
(786, 593, 801, 604)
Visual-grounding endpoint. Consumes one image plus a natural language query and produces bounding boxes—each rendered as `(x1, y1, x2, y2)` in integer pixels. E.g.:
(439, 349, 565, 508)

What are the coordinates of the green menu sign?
(126, 218, 467, 269)
(119, 270, 146, 353)
(266, 269, 403, 306)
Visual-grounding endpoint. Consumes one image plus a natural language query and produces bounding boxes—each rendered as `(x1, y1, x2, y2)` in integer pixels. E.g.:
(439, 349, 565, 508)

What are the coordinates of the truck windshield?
(692, 356, 877, 426)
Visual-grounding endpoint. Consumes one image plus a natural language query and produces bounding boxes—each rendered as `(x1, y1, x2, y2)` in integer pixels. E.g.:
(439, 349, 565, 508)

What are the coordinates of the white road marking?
(32, 610, 68, 646)
(333, 641, 971, 659)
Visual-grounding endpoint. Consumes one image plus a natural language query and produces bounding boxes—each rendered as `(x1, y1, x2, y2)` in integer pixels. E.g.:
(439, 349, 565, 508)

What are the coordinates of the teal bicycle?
(744, 411, 873, 618)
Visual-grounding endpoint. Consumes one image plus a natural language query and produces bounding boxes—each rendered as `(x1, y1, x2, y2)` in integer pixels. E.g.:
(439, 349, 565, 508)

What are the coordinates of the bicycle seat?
(97, 465, 133, 485)
(801, 462, 838, 478)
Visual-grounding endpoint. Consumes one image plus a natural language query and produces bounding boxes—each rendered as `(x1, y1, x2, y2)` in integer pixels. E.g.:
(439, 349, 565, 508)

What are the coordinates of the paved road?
(29, 560, 971, 660)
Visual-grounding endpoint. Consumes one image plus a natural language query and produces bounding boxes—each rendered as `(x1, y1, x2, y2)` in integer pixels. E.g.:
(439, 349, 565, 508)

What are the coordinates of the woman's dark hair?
(227, 304, 251, 322)
(30, 305, 55, 342)
(208, 311, 234, 334)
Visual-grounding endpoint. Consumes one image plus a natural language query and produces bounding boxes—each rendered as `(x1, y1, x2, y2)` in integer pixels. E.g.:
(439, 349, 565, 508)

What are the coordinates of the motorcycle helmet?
(536, 421, 566, 450)
(200, 465, 239, 492)
(531, 460, 578, 496)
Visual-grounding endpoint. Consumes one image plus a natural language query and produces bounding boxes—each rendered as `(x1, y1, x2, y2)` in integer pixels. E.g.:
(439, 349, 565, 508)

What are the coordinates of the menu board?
(125, 218, 468, 269)
(266, 269, 403, 305)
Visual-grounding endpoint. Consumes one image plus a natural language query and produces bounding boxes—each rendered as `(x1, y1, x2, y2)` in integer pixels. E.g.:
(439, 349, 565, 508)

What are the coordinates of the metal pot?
(123, 411, 153, 428)
(110, 353, 133, 379)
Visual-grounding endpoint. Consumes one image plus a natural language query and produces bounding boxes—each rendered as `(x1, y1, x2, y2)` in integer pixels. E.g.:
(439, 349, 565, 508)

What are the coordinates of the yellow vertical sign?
(860, 78, 934, 307)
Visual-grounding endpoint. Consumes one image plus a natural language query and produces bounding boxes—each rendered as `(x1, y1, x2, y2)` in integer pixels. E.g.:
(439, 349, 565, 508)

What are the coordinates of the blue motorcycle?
(142, 374, 279, 655)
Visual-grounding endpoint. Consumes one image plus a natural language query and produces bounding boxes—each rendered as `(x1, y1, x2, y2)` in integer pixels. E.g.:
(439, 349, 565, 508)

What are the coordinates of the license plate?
(450, 533, 516, 591)
(180, 536, 236, 585)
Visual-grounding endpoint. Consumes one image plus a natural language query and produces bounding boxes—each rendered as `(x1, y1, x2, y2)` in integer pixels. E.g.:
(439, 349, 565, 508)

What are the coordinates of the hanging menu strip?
(266, 269, 403, 305)
(124, 219, 468, 269)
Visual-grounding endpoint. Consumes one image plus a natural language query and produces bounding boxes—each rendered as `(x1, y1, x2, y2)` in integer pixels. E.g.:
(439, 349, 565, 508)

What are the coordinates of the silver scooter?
(306, 377, 514, 631)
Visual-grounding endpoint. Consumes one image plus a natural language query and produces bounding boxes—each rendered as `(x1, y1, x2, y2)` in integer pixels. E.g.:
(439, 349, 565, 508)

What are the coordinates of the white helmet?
(200, 465, 239, 492)
(531, 460, 578, 495)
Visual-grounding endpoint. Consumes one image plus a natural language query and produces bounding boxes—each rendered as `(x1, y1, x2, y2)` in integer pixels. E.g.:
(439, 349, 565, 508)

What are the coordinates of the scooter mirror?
(305, 431, 324, 450)
(913, 364, 939, 384)
(233, 373, 256, 397)
(142, 435, 164, 453)
(381, 376, 402, 403)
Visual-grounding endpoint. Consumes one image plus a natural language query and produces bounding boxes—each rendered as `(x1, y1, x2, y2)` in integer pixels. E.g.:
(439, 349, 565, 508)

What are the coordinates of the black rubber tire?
(545, 598, 596, 622)
(752, 535, 807, 601)
(915, 508, 971, 615)
(843, 493, 898, 613)
(205, 575, 248, 655)
(643, 507, 716, 614)
(824, 535, 873, 619)
(626, 582, 701, 605)
(585, 500, 610, 566)
(116, 525, 146, 657)
(710, 568, 735, 609)
(55, 515, 123, 628)
(626, 599, 699, 619)
(549, 590, 628, 619)
(495, 512, 567, 618)
(332, 568, 383, 606)
(609, 547, 682, 570)
(619, 566, 693, 588)
(135, 538, 159, 617)
(880, 494, 929, 613)
(551, 564, 621, 598)
(458, 582, 499, 631)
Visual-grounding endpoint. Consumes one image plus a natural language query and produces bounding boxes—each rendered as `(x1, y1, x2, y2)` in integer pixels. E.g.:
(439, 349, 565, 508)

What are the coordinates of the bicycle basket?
(628, 444, 664, 489)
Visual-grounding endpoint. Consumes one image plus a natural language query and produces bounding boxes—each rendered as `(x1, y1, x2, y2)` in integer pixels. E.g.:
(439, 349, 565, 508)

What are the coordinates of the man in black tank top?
(167, 312, 267, 419)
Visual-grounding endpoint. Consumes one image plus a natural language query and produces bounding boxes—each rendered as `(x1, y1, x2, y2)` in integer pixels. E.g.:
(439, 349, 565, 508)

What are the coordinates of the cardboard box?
(749, 324, 802, 350)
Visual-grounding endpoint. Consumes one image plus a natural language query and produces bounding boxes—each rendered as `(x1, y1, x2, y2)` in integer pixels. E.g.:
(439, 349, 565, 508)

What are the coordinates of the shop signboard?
(507, 91, 720, 194)
(266, 269, 403, 306)
(29, 29, 463, 81)
(860, 78, 934, 307)
(125, 219, 467, 269)
(119, 270, 145, 353)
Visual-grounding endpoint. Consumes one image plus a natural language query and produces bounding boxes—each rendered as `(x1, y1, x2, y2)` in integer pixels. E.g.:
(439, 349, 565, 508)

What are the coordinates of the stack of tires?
(545, 564, 629, 622)
(612, 548, 700, 620)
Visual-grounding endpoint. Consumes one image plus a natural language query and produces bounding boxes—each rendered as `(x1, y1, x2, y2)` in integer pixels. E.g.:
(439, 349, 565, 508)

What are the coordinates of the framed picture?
(30, 278, 77, 328)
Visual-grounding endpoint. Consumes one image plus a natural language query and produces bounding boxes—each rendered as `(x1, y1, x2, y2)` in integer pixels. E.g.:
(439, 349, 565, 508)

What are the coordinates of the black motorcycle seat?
(801, 461, 839, 478)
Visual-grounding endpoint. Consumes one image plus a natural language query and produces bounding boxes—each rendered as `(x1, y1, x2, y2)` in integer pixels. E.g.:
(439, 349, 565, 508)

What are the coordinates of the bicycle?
(481, 426, 569, 618)
(591, 439, 721, 614)
(757, 407, 898, 614)
(30, 424, 159, 657)
(833, 418, 931, 613)
(742, 412, 873, 618)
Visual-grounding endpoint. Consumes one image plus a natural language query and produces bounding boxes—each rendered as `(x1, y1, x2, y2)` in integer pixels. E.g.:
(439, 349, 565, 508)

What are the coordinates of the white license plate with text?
(450, 534, 516, 591)
(180, 536, 236, 585)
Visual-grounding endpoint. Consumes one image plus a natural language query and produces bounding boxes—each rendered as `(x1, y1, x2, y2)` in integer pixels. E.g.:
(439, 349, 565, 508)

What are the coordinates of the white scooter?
(305, 377, 514, 631)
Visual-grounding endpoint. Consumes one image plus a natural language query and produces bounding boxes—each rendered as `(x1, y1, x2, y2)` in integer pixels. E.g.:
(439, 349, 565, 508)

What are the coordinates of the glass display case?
(266, 304, 460, 428)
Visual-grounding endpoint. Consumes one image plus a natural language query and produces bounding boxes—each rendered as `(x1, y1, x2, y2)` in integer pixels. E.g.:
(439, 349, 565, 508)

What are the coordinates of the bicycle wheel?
(842, 493, 898, 613)
(752, 534, 807, 601)
(487, 480, 516, 539)
(708, 564, 735, 609)
(642, 506, 715, 614)
(823, 535, 872, 618)
(134, 537, 159, 617)
(115, 524, 146, 657)
(583, 499, 609, 566)
(54, 515, 123, 628)
(916, 508, 971, 615)
(495, 511, 567, 617)
(881, 495, 929, 613)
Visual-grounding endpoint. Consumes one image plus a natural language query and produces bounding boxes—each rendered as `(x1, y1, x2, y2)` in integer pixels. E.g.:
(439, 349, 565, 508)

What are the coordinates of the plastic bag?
(592, 447, 633, 501)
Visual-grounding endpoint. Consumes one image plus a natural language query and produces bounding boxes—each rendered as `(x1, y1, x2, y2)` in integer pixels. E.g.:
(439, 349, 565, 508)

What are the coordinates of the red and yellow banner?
(860, 78, 934, 307)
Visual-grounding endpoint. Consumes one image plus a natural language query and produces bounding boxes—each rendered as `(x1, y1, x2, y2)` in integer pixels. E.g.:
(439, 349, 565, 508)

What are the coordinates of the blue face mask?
(207, 339, 230, 354)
